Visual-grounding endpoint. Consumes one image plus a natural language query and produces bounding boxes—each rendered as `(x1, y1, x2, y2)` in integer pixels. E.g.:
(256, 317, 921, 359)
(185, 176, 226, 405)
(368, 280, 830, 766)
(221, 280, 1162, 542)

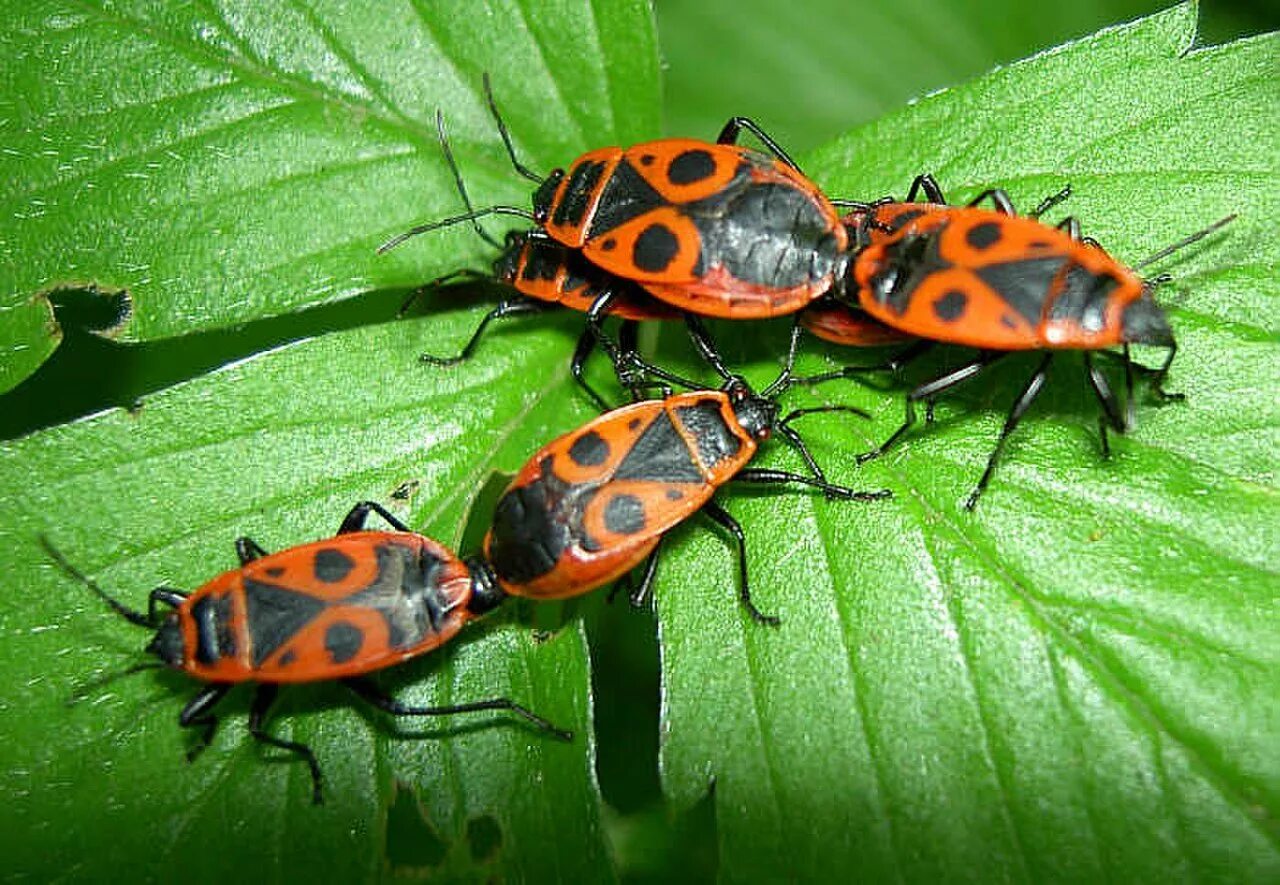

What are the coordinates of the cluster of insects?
(46, 76, 1232, 805)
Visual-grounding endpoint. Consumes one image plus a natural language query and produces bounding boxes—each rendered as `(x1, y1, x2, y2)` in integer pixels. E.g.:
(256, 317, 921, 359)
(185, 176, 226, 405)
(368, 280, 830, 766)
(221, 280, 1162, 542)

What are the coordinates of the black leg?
(904, 173, 947, 204)
(963, 353, 1054, 511)
(147, 587, 188, 623)
(1150, 342, 1184, 403)
(734, 468, 891, 502)
(1084, 353, 1126, 434)
(1032, 186, 1072, 219)
(569, 327, 614, 411)
(235, 537, 270, 566)
(421, 298, 550, 366)
(573, 289, 632, 410)
(1122, 344, 1136, 431)
(857, 353, 1005, 465)
(398, 269, 489, 317)
(794, 340, 936, 385)
(248, 684, 324, 805)
(774, 405, 871, 486)
(613, 321, 649, 401)
(700, 500, 778, 626)
(965, 189, 1017, 214)
(715, 117, 801, 171)
(1053, 216, 1083, 240)
(179, 683, 231, 763)
(684, 315, 734, 381)
(1084, 352, 1125, 459)
(338, 501, 411, 535)
(344, 677, 572, 741)
(627, 536, 666, 608)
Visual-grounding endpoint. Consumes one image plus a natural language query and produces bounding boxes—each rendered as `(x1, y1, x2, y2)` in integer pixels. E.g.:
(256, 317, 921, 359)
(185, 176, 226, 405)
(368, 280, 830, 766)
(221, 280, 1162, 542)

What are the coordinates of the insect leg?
(715, 117, 801, 171)
(344, 677, 572, 741)
(337, 501, 411, 535)
(179, 683, 231, 763)
(700, 499, 779, 626)
(963, 353, 1054, 511)
(904, 173, 947, 204)
(248, 683, 324, 805)
(420, 298, 551, 366)
(234, 538, 270, 566)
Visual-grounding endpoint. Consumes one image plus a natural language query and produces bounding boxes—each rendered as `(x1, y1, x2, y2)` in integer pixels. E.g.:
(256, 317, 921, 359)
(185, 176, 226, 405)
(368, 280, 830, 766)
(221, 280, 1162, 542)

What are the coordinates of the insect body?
(828, 175, 1235, 508)
(481, 326, 892, 624)
(382, 77, 849, 322)
(44, 501, 569, 804)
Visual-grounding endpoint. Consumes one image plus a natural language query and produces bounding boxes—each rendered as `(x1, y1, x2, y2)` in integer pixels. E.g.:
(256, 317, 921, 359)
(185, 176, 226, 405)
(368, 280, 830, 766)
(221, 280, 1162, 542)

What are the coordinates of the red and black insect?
(43, 502, 570, 804)
(381, 76, 850, 322)
(389, 113, 679, 410)
(823, 174, 1235, 508)
(479, 322, 892, 624)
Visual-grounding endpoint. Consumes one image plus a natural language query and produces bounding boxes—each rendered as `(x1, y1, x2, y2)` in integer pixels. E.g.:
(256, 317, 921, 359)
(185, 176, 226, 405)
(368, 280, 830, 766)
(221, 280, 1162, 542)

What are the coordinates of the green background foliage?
(1, 1, 1276, 882)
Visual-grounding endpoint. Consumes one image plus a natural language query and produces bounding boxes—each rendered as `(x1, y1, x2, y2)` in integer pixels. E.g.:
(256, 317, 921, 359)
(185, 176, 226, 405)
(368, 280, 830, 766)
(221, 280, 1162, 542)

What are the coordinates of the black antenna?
(435, 109, 502, 250)
(377, 205, 538, 254)
(67, 662, 166, 706)
(483, 72, 544, 184)
(40, 536, 153, 628)
(1134, 214, 1237, 271)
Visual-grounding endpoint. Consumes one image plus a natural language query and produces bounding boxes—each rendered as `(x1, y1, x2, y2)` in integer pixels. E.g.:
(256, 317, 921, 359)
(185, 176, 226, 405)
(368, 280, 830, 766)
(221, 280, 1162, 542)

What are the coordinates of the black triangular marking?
(243, 579, 327, 667)
(974, 256, 1071, 324)
(586, 159, 668, 240)
(614, 411, 703, 483)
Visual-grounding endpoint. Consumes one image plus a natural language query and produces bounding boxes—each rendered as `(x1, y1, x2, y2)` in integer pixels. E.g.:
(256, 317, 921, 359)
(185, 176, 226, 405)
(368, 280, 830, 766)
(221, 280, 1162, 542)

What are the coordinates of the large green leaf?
(0, 314, 616, 882)
(3, 2, 1276, 881)
(656, 0, 1167, 149)
(0, 0, 659, 392)
(656, 4, 1279, 881)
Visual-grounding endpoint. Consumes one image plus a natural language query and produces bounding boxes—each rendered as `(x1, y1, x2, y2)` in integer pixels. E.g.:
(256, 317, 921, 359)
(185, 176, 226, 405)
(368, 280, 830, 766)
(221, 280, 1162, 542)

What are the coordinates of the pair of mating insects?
(46, 83, 1232, 803)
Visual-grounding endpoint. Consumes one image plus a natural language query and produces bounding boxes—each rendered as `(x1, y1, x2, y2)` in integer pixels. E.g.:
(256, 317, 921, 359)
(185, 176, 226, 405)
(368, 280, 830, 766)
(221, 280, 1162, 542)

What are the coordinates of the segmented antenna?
(1134, 214, 1237, 271)
(39, 535, 153, 628)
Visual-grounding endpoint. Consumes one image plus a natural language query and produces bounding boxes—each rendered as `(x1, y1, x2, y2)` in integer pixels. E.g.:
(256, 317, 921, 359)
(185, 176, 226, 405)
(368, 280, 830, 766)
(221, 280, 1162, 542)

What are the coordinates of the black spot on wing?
(676, 399, 742, 468)
(933, 290, 968, 322)
(278, 650, 297, 667)
(243, 579, 326, 667)
(966, 221, 1002, 249)
(313, 548, 355, 583)
(613, 411, 703, 483)
(325, 622, 363, 664)
(604, 494, 646, 535)
(668, 149, 716, 184)
(264, 567, 285, 578)
(633, 224, 681, 273)
(569, 430, 610, 467)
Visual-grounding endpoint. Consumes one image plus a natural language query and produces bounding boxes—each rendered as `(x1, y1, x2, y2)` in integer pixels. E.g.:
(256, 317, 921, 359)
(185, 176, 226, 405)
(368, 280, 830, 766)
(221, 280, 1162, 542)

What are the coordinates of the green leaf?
(0, 314, 615, 882)
(657, 0, 1169, 149)
(0, 0, 660, 392)
(656, 5, 1280, 881)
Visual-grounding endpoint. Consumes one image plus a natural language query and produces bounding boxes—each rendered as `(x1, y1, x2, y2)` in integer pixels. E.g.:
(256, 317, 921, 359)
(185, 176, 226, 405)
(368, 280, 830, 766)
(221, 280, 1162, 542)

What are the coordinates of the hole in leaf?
(466, 814, 502, 862)
(385, 780, 448, 870)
